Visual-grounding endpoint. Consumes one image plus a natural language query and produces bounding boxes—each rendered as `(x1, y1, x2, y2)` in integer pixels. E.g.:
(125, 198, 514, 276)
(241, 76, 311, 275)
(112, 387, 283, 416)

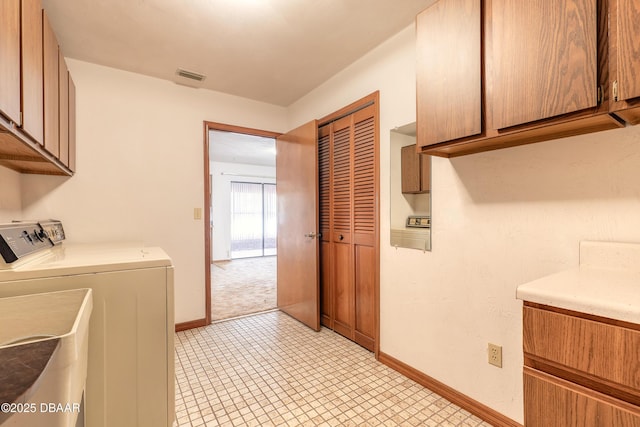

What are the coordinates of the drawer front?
(523, 306, 640, 391)
(524, 368, 640, 427)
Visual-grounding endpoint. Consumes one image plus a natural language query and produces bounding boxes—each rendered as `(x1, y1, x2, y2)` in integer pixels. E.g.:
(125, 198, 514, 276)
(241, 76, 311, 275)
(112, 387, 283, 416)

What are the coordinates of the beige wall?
(18, 59, 288, 323)
(288, 25, 640, 423)
(0, 167, 22, 223)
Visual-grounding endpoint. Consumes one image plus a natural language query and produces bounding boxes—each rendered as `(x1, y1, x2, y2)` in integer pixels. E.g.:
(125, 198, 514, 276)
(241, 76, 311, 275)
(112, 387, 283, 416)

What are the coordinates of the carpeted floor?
(211, 256, 277, 321)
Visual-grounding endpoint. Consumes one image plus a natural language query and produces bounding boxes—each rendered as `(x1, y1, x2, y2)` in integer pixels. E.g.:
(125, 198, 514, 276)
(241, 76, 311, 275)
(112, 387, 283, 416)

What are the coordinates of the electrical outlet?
(488, 343, 502, 368)
(194, 207, 202, 220)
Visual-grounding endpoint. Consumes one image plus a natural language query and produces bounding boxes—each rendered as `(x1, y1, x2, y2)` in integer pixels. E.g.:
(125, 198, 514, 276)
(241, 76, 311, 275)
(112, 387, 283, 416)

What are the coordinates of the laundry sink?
(0, 288, 92, 427)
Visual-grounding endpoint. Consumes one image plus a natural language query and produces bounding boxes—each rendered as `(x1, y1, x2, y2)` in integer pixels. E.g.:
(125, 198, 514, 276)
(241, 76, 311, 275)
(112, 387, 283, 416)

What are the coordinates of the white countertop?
(516, 241, 640, 324)
(0, 243, 172, 281)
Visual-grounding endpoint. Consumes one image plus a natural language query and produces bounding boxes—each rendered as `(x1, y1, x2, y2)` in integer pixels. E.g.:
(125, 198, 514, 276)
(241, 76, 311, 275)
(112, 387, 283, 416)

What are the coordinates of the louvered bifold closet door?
(352, 105, 376, 351)
(331, 116, 355, 338)
(318, 125, 333, 328)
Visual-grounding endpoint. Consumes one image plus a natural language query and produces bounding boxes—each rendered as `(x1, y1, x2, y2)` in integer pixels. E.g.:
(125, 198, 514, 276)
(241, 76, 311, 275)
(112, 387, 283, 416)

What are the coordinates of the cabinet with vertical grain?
(416, 0, 625, 157)
(0, 0, 75, 175)
(22, 0, 44, 145)
(609, 0, 640, 124)
(43, 10, 60, 158)
(401, 144, 430, 194)
(0, 0, 21, 127)
(319, 94, 378, 352)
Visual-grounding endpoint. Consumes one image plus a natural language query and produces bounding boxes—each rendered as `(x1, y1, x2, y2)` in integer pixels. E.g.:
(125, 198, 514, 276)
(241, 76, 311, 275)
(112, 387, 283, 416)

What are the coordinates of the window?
(230, 182, 276, 258)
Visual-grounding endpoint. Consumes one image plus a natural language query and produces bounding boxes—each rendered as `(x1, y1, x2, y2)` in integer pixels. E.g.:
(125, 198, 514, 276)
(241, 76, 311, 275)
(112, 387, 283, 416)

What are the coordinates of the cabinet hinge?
(597, 86, 602, 105)
(613, 80, 619, 102)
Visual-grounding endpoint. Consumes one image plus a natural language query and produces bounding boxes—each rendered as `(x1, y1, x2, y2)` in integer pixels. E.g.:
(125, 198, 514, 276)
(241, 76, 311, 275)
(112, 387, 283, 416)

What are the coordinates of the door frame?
(178, 101, 378, 340)
(198, 122, 280, 328)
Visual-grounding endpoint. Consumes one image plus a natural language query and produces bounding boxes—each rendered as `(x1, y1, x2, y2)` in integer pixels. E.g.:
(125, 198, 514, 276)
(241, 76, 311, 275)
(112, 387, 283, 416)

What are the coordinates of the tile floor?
(174, 311, 492, 427)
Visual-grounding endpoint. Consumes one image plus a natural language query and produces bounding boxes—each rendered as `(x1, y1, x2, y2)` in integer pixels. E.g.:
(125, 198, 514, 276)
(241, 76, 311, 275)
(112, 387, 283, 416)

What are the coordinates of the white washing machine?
(0, 221, 175, 427)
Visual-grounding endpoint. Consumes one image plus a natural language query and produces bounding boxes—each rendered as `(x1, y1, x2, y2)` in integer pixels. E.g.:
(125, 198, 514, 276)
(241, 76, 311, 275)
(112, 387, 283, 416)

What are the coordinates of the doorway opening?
(204, 122, 281, 324)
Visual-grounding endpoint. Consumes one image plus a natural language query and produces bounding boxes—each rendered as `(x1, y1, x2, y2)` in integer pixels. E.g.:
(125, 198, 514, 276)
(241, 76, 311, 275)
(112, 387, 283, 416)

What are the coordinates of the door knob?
(338, 234, 344, 241)
(304, 232, 318, 239)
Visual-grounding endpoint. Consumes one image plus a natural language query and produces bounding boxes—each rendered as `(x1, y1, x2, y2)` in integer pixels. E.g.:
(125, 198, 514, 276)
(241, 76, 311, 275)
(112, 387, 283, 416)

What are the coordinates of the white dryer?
(0, 221, 175, 427)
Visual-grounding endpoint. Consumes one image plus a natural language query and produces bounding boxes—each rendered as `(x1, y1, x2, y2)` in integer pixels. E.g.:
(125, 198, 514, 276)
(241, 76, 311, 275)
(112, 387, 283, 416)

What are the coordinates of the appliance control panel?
(0, 220, 65, 264)
(406, 215, 431, 228)
(39, 219, 66, 244)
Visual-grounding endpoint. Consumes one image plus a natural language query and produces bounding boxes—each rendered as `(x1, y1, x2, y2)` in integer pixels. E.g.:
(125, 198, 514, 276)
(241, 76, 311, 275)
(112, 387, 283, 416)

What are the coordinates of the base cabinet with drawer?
(522, 303, 640, 426)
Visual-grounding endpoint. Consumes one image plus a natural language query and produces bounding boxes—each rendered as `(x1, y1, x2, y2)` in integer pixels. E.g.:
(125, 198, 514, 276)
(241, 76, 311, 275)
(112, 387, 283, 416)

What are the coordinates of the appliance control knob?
(22, 230, 33, 244)
(38, 229, 49, 240)
(32, 230, 42, 242)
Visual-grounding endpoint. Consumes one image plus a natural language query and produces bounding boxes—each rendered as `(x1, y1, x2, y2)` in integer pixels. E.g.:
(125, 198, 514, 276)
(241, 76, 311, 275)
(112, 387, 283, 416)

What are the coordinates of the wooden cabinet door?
(68, 75, 76, 172)
(43, 11, 60, 157)
(524, 306, 640, 399)
(0, 0, 21, 125)
(21, 0, 44, 144)
(615, 0, 640, 103)
(420, 154, 431, 193)
(401, 145, 420, 193)
(524, 368, 640, 427)
(59, 53, 70, 167)
(492, 0, 598, 129)
(416, 0, 481, 147)
(401, 145, 431, 194)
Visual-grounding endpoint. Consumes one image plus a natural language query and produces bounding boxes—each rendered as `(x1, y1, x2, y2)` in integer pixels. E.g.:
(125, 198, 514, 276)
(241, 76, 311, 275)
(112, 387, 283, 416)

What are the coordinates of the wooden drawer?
(524, 367, 640, 427)
(523, 306, 640, 395)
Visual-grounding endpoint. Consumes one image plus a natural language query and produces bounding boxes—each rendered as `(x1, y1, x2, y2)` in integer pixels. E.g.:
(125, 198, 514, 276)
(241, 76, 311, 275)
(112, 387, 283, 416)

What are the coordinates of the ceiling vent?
(176, 68, 206, 82)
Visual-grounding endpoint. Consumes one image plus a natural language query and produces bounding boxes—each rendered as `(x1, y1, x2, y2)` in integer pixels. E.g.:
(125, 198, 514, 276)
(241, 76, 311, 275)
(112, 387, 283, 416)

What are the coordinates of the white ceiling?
(210, 131, 275, 167)
(41, 0, 435, 106)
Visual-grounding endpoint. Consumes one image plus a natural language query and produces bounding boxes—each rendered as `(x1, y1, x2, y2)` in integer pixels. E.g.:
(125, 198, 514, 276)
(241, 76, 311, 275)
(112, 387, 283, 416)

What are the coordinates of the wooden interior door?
(318, 92, 379, 354)
(276, 120, 321, 331)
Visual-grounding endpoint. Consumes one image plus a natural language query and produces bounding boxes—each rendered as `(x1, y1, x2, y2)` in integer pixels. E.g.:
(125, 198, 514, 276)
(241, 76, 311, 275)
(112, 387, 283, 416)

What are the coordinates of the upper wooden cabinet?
(401, 145, 430, 194)
(59, 51, 70, 167)
(491, 0, 598, 129)
(43, 11, 60, 158)
(0, 1, 74, 175)
(416, 0, 626, 157)
(610, 0, 640, 124)
(22, 0, 44, 145)
(416, 0, 481, 146)
(0, 0, 21, 126)
(68, 76, 77, 172)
